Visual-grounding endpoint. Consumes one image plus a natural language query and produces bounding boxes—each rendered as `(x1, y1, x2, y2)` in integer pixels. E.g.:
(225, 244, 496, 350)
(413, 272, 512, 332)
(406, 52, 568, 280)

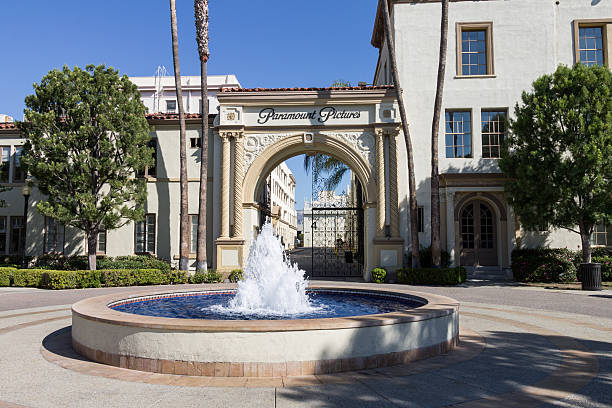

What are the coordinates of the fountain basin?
(71, 283, 459, 377)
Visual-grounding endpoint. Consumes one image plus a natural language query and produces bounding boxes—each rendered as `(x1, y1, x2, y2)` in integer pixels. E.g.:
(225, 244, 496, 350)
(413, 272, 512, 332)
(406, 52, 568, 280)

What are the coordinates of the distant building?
(303, 189, 354, 248)
(0, 114, 14, 123)
(264, 162, 297, 250)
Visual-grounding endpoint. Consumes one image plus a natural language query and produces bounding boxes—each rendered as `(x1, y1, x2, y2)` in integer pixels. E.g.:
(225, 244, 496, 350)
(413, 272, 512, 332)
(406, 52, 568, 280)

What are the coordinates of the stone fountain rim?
(72, 283, 459, 332)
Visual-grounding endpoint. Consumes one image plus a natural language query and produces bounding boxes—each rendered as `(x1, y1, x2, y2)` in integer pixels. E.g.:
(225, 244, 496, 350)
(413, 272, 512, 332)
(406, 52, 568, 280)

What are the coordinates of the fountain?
(227, 222, 314, 316)
(71, 223, 460, 378)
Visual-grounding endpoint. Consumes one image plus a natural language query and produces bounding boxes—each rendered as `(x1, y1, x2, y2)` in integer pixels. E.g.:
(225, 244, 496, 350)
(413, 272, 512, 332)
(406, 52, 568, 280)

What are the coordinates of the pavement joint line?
(0, 308, 71, 321)
(0, 315, 71, 335)
(461, 304, 612, 332)
(453, 311, 600, 408)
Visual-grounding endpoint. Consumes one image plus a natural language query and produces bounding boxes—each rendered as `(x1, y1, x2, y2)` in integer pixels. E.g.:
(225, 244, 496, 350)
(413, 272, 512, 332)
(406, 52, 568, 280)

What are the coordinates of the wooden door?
(460, 201, 497, 266)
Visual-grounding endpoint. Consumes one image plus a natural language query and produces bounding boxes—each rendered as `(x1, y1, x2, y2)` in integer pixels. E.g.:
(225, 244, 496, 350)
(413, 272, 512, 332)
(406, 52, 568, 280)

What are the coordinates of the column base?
(215, 238, 245, 275)
(372, 238, 404, 282)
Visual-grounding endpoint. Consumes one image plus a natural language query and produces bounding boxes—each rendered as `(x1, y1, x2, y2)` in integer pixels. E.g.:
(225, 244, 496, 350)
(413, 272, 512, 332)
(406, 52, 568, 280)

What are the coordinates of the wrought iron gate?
(307, 154, 364, 278)
(310, 206, 364, 277)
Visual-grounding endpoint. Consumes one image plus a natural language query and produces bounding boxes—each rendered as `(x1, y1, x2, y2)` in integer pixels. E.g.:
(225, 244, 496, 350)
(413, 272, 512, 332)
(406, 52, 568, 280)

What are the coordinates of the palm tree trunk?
(170, 0, 190, 271)
(195, 0, 210, 273)
(380, 0, 420, 267)
(430, 0, 449, 268)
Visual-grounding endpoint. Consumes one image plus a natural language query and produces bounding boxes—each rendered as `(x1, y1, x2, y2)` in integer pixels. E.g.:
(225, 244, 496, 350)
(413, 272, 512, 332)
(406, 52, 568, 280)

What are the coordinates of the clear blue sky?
(0, 0, 380, 209)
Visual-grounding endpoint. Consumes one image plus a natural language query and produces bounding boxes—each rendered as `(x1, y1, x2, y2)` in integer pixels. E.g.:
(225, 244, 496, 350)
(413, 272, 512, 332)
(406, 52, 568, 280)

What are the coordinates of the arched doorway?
(460, 200, 497, 266)
(251, 148, 368, 278)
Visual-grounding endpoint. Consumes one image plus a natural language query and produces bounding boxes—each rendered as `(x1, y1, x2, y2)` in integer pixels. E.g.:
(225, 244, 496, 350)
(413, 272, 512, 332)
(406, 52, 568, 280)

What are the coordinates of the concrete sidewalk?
(0, 283, 610, 407)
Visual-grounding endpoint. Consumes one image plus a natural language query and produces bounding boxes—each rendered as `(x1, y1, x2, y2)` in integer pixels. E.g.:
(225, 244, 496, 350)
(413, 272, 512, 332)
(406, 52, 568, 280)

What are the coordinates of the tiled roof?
(145, 113, 216, 120)
(219, 85, 394, 93)
(0, 122, 17, 130)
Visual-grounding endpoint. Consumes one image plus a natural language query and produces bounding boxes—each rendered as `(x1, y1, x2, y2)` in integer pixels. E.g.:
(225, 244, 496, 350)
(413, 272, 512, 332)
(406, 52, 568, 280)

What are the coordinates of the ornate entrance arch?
(213, 87, 404, 280)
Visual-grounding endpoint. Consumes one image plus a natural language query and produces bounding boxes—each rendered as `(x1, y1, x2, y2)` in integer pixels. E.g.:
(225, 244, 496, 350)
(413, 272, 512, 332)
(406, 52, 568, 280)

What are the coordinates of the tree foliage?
(500, 64, 612, 263)
(19, 65, 153, 270)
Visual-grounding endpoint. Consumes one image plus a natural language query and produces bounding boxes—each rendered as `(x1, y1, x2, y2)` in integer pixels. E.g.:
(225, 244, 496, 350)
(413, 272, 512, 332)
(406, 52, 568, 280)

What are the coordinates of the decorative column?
(375, 129, 386, 237)
(220, 133, 231, 238)
(388, 128, 400, 238)
(232, 132, 244, 239)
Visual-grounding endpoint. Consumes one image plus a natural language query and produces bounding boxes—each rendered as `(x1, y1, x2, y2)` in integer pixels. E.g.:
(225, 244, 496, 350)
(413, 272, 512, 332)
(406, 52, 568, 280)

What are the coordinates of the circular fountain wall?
(71, 284, 459, 377)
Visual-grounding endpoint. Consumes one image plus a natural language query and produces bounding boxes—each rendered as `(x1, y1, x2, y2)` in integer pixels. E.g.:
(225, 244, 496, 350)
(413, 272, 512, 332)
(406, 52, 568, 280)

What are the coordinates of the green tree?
(500, 64, 612, 264)
(194, 0, 210, 273)
(19, 65, 153, 270)
(303, 154, 349, 192)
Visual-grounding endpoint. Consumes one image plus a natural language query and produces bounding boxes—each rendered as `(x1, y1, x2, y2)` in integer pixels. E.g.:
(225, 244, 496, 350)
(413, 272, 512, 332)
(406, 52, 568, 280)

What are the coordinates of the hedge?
(396, 267, 467, 285)
(511, 248, 612, 283)
(0, 268, 190, 289)
(30, 254, 171, 272)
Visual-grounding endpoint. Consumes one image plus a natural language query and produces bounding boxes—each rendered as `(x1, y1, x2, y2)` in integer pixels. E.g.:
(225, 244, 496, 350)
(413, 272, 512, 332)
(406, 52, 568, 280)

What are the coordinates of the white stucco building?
(265, 162, 297, 250)
(371, 0, 612, 269)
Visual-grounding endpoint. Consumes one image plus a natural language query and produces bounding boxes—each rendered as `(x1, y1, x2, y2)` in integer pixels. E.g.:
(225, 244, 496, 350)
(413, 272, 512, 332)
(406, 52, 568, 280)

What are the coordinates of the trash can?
(580, 263, 602, 291)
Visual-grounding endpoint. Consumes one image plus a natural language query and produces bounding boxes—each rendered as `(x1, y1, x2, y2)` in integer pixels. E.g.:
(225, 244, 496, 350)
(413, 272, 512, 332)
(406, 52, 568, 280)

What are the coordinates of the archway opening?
(252, 152, 366, 278)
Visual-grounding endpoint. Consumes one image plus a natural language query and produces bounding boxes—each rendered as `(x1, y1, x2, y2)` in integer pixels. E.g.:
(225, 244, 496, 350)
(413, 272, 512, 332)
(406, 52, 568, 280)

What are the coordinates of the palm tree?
(303, 154, 349, 192)
(169, 0, 190, 271)
(194, 0, 209, 273)
(430, 0, 449, 268)
(380, 0, 420, 267)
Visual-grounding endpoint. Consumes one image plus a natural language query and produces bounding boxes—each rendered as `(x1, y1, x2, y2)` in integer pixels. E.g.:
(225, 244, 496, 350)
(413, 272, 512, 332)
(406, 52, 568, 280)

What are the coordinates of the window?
(166, 100, 176, 113)
(417, 206, 424, 233)
(481, 110, 506, 158)
(445, 111, 472, 158)
(0, 146, 9, 182)
(574, 20, 611, 67)
(44, 217, 65, 254)
(457, 23, 494, 76)
(190, 215, 198, 253)
(0, 216, 6, 253)
(9, 216, 24, 254)
(190, 137, 202, 149)
(591, 223, 610, 247)
(97, 229, 107, 254)
(578, 27, 605, 66)
(13, 146, 24, 182)
(135, 214, 156, 253)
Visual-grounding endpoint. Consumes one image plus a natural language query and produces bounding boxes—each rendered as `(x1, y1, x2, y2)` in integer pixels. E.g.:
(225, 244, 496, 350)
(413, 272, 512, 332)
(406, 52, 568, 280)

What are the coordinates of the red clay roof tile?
(219, 85, 394, 93)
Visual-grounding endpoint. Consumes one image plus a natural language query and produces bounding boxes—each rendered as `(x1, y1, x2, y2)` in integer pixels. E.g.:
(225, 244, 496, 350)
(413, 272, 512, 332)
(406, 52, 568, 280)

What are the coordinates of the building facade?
(371, 0, 612, 270)
(265, 162, 297, 250)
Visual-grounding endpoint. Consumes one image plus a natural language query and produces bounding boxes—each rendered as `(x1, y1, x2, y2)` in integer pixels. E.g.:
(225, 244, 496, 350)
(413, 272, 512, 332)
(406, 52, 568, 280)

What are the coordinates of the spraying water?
(221, 222, 316, 316)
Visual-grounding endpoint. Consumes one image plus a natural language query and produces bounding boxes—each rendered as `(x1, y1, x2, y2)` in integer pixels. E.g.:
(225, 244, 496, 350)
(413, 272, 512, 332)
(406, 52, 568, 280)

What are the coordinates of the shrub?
(31, 254, 171, 272)
(371, 267, 387, 283)
(190, 270, 223, 284)
(593, 256, 612, 282)
(0, 267, 15, 286)
(512, 248, 579, 283)
(396, 267, 467, 285)
(0, 256, 24, 268)
(12, 269, 47, 287)
(98, 255, 171, 272)
(415, 246, 451, 268)
(228, 269, 243, 283)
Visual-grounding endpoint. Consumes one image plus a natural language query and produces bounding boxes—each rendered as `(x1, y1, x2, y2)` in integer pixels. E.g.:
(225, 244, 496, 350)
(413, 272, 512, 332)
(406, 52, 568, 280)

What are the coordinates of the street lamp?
(21, 179, 32, 269)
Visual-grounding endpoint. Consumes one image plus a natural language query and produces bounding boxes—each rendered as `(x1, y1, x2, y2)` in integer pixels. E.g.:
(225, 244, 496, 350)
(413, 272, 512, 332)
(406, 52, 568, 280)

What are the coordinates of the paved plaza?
(0, 282, 610, 408)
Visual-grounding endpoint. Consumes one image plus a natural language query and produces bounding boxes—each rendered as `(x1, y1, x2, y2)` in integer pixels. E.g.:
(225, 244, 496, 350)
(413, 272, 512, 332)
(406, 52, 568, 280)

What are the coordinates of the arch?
(454, 192, 507, 222)
(242, 133, 376, 206)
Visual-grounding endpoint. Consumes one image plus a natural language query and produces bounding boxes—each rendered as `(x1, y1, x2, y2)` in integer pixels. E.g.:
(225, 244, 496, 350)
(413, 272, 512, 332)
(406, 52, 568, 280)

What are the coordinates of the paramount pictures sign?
(244, 106, 373, 126)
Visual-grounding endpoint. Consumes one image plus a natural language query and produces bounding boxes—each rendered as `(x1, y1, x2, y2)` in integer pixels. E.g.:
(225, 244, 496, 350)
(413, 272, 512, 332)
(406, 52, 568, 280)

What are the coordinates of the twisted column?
(375, 129, 386, 237)
(233, 132, 244, 239)
(388, 128, 400, 238)
(220, 133, 231, 238)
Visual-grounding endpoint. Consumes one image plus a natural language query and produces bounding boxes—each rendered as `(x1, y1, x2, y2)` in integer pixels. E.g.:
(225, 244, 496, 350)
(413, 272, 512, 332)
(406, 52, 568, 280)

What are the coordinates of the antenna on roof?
(153, 66, 168, 113)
